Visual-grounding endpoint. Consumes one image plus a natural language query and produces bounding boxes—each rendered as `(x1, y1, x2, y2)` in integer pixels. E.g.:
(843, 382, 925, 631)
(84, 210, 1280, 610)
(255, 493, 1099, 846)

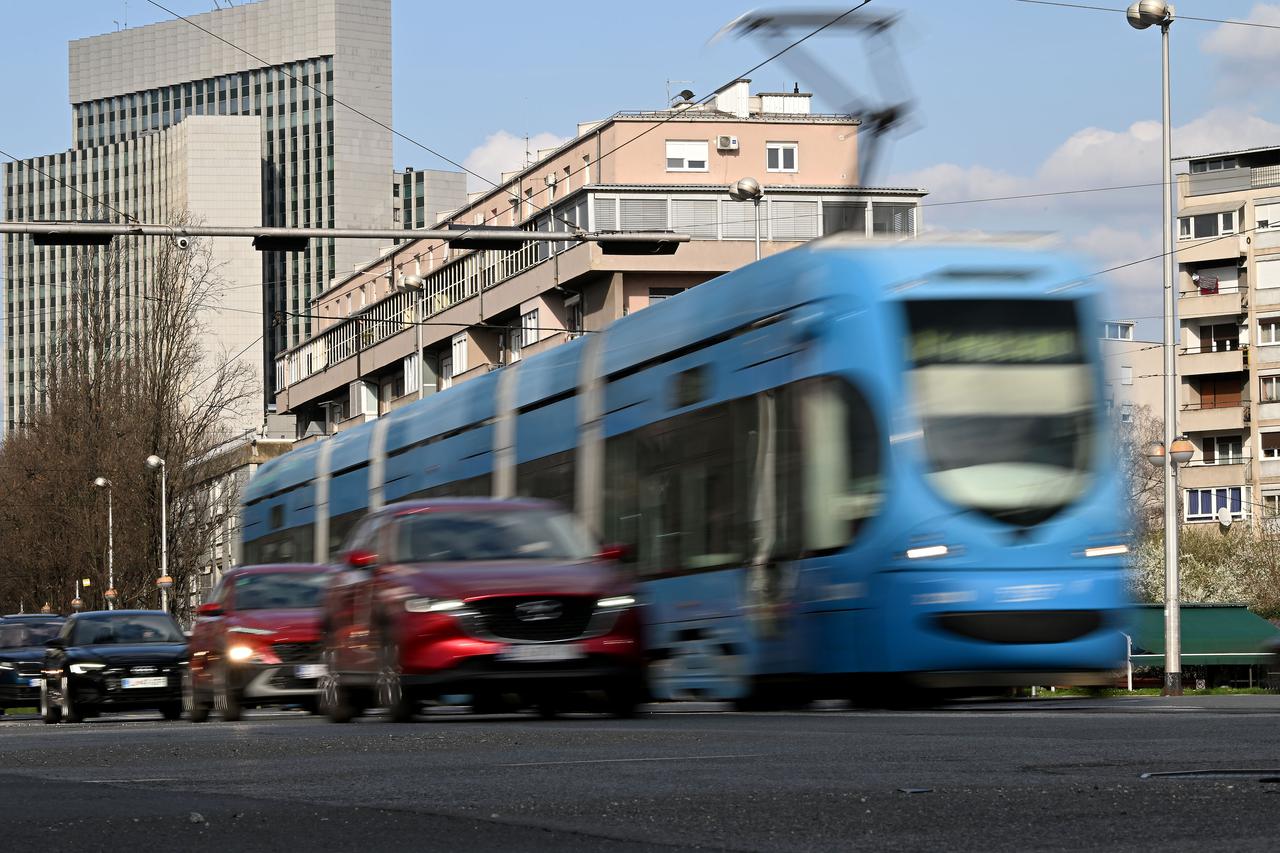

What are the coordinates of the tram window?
(801, 379, 882, 551)
(608, 401, 754, 577)
(516, 450, 575, 510)
(329, 511, 365, 557)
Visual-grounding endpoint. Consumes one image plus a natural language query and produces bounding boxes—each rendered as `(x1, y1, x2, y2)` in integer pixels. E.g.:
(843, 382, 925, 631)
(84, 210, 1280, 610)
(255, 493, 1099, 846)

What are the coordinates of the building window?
(766, 142, 799, 172)
(1178, 209, 1237, 240)
(439, 355, 454, 390)
(451, 333, 467, 375)
(1263, 433, 1280, 459)
(1120, 366, 1133, 386)
(567, 299, 583, 338)
(1263, 376, 1280, 403)
(1203, 435, 1243, 465)
(649, 287, 683, 305)
(665, 140, 709, 172)
(1258, 202, 1280, 231)
(1189, 157, 1238, 173)
(1198, 322, 1239, 353)
(1264, 494, 1280, 518)
(1261, 318, 1280, 346)
(1102, 321, 1134, 340)
(520, 308, 539, 348)
(1120, 403, 1133, 424)
(1186, 486, 1245, 522)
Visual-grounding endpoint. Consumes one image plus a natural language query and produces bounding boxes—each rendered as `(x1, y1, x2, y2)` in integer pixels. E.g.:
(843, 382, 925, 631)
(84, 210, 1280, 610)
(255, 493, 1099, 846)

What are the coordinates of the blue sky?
(3, 0, 1280, 334)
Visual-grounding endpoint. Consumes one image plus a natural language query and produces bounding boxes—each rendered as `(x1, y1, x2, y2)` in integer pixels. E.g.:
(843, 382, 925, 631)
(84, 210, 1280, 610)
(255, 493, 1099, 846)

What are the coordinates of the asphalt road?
(2, 696, 1280, 852)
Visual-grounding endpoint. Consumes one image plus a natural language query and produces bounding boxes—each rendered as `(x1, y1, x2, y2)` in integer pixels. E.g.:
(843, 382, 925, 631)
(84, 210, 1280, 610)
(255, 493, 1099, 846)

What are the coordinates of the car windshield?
(0, 620, 63, 648)
(70, 614, 185, 645)
(906, 298, 1094, 527)
(234, 572, 329, 610)
(395, 509, 597, 563)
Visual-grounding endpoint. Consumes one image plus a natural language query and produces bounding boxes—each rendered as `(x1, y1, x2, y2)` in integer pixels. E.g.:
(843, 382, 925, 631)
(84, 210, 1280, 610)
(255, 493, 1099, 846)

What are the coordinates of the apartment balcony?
(1179, 403, 1245, 433)
(1187, 164, 1280, 196)
(1261, 458, 1280, 480)
(1175, 235, 1247, 265)
(1179, 458, 1251, 489)
(1256, 343, 1280, 366)
(1177, 286, 1245, 320)
(1178, 346, 1245, 376)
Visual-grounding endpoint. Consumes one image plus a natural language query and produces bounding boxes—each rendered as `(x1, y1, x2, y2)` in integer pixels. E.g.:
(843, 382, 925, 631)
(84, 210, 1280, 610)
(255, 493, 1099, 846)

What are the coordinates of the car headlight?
(405, 597, 466, 613)
(227, 645, 255, 663)
(0, 661, 15, 671)
(597, 595, 636, 609)
(69, 662, 106, 675)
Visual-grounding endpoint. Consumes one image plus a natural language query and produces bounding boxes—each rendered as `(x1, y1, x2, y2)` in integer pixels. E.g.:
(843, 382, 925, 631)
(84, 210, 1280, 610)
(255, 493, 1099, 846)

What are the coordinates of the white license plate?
(121, 676, 168, 689)
(27, 678, 41, 687)
(497, 644, 584, 663)
(295, 664, 326, 680)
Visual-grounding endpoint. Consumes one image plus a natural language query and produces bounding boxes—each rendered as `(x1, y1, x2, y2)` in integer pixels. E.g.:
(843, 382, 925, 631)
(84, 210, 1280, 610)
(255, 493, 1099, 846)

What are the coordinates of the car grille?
(272, 642, 321, 664)
(469, 596, 596, 642)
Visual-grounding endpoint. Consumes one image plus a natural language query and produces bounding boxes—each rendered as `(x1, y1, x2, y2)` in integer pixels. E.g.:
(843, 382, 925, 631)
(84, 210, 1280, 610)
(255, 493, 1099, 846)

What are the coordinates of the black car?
(41, 610, 187, 723)
(0, 615, 64, 713)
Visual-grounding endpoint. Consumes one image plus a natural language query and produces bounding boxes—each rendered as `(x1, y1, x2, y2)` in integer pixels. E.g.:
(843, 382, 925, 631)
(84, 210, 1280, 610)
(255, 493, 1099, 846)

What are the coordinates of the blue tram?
(242, 238, 1131, 701)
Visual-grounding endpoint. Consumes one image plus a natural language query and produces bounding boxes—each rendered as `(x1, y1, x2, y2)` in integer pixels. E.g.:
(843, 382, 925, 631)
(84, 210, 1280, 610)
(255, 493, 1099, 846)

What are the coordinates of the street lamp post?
(729, 178, 764, 261)
(145, 454, 170, 612)
(93, 477, 115, 609)
(1145, 435, 1194, 694)
(1128, 0, 1181, 696)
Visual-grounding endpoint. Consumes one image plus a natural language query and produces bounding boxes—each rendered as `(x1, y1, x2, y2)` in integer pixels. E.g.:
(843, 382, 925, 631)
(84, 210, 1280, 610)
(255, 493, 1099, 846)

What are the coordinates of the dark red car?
(319, 498, 644, 722)
(185, 564, 331, 721)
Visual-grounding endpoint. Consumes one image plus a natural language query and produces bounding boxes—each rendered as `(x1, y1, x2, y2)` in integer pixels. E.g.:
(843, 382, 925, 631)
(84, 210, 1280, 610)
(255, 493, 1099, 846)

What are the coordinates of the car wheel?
(184, 668, 211, 723)
(320, 649, 360, 724)
(213, 665, 242, 722)
(160, 702, 183, 721)
(376, 640, 415, 723)
(61, 677, 84, 724)
(39, 678, 60, 724)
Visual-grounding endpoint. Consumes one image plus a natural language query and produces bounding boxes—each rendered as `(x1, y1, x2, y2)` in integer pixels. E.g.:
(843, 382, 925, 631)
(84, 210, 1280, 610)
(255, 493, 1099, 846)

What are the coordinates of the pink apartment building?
(273, 80, 926, 439)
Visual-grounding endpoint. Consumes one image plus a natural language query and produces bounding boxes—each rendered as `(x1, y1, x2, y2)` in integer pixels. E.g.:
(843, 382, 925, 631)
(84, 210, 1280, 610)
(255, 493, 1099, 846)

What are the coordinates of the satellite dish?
(1216, 506, 1232, 528)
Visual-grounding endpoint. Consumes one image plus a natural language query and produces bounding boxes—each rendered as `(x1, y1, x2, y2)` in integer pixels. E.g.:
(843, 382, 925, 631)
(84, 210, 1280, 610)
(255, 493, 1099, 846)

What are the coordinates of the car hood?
(227, 608, 323, 638)
(70, 643, 187, 665)
(393, 560, 623, 600)
(0, 647, 46, 664)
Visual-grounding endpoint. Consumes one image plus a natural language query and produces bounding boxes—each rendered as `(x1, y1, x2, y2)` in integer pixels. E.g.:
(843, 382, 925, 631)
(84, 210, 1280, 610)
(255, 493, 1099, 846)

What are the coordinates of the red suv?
(319, 499, 644, 722)
(185, 564, 331, 721)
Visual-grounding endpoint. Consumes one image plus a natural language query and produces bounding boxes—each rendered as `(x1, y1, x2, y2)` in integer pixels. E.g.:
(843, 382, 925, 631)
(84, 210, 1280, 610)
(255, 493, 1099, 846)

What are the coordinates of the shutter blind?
(670, 198, 718, 238)
(720, 200, 755, 239)
(770, 200, 819, 240)
(620, 197, 668, 231)
(593, 197, 617, 231)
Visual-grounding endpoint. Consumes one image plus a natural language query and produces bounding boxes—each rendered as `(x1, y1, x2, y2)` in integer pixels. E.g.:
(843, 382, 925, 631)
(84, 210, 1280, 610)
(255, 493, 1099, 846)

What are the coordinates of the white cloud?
(1202, 4, 1280, 87)
(462, 130, 570, 193)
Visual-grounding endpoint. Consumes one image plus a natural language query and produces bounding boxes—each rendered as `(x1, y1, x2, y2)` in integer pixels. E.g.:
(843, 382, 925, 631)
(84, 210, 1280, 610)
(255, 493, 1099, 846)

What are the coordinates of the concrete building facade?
(1100, 320, 1162, 426)
(1173, 143, 1280, 525)
(393, 168, 468, 236)
(2, 0, 395, 434)
(273, 80, 926, 438)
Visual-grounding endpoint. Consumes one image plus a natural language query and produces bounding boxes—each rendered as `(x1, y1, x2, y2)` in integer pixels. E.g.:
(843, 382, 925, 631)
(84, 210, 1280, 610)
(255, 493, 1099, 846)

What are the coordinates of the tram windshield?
(905, 299, 1094, 526)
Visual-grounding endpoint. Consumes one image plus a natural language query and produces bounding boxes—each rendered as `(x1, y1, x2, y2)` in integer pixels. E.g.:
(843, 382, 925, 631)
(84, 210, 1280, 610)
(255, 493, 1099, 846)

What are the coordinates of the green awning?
(1128, 604, 1280, 666)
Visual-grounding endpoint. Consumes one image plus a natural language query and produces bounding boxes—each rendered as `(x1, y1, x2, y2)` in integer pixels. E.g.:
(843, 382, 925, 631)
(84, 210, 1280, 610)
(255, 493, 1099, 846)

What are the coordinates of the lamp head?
(1145, 441, 1167, 469)
(400, 274, 425, 290)
(145, 454, 164, 470)
(93, 476, 108, 488)
(729, 177, 762, 202)
(1169, 435, 1195, 465)
(1127, 1, 1172, 29)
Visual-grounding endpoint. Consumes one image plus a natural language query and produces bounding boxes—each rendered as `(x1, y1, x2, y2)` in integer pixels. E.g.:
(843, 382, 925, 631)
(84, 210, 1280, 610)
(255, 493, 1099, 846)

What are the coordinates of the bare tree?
(0, 222, 258, 621)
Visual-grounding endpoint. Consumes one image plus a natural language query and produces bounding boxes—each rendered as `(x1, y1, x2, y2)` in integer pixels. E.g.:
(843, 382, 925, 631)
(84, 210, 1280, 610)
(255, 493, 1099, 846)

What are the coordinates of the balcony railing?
(276, 240, 543, 392)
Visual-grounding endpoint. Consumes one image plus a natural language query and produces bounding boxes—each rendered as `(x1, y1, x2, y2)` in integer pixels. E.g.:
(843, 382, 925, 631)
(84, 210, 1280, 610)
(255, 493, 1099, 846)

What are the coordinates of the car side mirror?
(598, 543, 631, 562)
(45, 638, 64, 649)
(347, 549, 378, 569)
(197, 602, 224, 617)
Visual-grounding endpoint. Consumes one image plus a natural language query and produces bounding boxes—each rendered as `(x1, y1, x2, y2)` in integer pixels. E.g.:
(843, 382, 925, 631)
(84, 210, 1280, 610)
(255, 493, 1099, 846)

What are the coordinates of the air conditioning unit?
(716, 135, 739, 151)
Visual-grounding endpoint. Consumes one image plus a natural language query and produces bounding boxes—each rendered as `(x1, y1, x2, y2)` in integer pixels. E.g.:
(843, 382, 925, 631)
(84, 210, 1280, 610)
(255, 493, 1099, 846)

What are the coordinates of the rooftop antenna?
(712, 8, 917, 183)
(667, 79, 694, 106)
(524, 133, 530, 168)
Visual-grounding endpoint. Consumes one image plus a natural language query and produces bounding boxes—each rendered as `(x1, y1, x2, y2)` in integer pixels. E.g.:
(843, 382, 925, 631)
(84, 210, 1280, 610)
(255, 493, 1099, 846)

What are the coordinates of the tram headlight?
(1083, 544, 1129, 558)
(597, 595, 636, 609)
(227, 645, 255, 663)
(405, 597, 466, 613)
